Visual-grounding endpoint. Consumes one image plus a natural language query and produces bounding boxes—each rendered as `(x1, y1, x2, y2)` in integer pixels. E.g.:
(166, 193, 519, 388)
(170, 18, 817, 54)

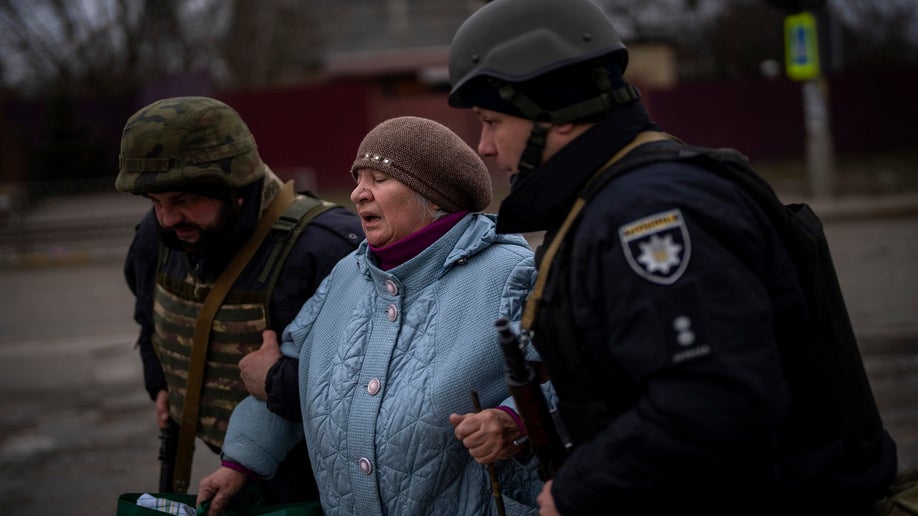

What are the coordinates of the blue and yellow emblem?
(618, 209, 691, 285)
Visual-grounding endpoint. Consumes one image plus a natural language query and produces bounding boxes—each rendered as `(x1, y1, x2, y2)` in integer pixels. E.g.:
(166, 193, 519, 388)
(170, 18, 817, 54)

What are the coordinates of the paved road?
(0, 263, 220, 515)
(825, 215, 918, 476)
(0, 192, 915, 515)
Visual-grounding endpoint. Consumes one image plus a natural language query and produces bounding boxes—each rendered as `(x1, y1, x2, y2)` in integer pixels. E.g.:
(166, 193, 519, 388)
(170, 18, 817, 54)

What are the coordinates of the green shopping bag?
(117, 493, 196, 516)
(116, 492, 323, 516)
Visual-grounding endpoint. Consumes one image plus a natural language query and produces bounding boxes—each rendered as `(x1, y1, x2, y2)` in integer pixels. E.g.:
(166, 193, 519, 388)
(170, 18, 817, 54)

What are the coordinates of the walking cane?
(470, 390, 507, 516)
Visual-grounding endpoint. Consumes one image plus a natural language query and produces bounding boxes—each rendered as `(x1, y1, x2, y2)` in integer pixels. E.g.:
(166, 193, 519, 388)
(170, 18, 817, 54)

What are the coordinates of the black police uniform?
(497, 102, 898, 514)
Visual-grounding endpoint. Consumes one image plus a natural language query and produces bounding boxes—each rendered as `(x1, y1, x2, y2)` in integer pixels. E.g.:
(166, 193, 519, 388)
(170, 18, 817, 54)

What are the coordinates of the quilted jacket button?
(367, 377, 381, 395)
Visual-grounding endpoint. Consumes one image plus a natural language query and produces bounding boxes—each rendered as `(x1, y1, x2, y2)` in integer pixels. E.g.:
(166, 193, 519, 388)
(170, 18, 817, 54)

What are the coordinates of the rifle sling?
(172, 181, 295, 493)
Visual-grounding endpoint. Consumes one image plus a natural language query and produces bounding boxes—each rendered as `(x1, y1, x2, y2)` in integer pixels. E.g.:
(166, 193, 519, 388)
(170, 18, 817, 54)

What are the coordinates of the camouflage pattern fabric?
(152, 277, 268, 448)
(258, 168, 283, 218)
(115, 96, 265, 194)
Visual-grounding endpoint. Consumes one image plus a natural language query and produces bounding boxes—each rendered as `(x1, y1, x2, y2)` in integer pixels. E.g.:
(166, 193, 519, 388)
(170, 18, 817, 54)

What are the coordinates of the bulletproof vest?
(152, 193, 333, 448)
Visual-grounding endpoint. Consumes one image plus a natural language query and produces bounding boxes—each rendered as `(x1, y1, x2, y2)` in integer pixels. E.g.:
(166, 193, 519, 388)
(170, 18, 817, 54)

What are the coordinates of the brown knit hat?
(350, 116, 492, 213)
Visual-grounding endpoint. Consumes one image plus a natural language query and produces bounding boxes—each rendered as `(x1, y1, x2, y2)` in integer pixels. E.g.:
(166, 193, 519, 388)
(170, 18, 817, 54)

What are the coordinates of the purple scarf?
(369, 211, 469, 271)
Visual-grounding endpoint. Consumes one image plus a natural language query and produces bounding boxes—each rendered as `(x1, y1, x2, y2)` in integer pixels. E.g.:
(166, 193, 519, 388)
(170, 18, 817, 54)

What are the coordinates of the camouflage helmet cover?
(448, 0, 628, 108)
(115, 96, 265, 194)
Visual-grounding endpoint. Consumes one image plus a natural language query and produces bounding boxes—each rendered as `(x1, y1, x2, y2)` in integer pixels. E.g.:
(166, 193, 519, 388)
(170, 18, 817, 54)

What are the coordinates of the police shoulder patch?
(618, 209, 691, 285)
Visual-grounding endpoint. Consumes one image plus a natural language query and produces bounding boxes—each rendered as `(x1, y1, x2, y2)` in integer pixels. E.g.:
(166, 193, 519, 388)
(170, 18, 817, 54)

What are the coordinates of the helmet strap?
(493, 79, 548, 120)
(489, 79, 551, 179)
(517, 123, 550, 176)
(491, 64, 641, 126)
(490, 68, 640, 181)
(547, 83, 640, 124)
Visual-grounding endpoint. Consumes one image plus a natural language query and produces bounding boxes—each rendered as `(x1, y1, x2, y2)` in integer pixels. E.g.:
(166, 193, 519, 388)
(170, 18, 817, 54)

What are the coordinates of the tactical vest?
(152, 194, 333, 448)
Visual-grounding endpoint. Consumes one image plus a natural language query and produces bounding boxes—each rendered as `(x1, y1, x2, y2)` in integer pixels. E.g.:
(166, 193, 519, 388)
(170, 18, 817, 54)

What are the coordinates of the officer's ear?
(546, 122, 592, 152)
(549, 122, 577, 136)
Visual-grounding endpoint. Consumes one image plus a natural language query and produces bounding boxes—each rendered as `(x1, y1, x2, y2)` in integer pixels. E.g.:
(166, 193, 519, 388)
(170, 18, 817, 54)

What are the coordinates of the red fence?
(2, 66, 915, 192)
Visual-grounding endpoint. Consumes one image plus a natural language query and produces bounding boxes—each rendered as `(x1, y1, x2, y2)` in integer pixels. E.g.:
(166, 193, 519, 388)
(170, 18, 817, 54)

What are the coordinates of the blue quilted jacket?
(223, 213, 542, 515)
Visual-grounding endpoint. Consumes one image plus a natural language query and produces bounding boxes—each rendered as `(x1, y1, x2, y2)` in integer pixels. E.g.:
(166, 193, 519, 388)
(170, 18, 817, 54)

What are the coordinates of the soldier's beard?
(158, 201, 240, 254)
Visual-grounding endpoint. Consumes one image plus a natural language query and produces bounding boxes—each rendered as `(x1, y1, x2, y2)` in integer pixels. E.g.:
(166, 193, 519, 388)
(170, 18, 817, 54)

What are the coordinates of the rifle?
(495, 318, 569, 480)
(158, 418, 180, 492)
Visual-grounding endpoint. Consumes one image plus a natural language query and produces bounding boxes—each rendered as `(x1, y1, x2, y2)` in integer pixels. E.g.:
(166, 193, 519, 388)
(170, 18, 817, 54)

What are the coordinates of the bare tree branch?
(0, 0, 915, 97)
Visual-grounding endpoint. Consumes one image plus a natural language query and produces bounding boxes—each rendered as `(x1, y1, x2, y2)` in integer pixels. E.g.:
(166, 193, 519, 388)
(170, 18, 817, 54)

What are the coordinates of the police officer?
(117, 96, 363, 504)
(447, 0, 898, 514)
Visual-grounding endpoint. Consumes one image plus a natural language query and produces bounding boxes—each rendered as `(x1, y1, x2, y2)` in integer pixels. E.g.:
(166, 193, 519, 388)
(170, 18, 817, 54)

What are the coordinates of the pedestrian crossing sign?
(784, 12, 820, 81)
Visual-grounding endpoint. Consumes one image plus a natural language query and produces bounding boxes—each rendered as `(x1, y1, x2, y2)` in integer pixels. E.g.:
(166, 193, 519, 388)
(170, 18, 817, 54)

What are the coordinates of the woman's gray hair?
(415, 190, 449, 221)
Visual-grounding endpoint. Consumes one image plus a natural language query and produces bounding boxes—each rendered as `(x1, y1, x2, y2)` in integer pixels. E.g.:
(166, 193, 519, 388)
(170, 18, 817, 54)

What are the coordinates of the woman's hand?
(449, 407, 525, 463)
(197, 466, 247, 516)
(537, 479, 560, 516)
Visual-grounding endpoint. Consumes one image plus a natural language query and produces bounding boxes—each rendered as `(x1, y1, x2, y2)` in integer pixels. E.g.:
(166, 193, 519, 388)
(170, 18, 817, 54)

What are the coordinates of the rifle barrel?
(495, 318, 567, 480)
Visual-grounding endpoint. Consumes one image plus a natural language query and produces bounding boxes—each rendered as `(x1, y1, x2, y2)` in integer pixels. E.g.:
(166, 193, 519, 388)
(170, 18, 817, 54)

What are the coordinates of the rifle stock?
(495, 318, 568, 480)
(158, 418, 179, 492)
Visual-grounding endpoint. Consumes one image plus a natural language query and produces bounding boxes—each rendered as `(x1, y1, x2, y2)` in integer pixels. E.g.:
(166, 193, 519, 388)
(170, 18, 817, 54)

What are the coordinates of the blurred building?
(0, 0, 915, 197)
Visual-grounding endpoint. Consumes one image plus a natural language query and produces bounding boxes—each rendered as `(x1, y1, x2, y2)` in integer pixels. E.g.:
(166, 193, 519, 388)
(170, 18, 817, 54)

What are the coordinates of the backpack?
(578, 138, 885, 463)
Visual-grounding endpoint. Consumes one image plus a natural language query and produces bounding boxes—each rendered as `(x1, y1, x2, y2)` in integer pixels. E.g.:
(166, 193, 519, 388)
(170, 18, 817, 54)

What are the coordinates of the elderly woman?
(197, 116, 541, 515)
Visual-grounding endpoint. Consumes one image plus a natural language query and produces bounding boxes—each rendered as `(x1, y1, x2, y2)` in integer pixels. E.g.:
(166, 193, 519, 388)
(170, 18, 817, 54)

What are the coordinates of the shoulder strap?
(172, 181, 295, 493)
(521, 131, 678, 333)
(257, 193, 339, 292)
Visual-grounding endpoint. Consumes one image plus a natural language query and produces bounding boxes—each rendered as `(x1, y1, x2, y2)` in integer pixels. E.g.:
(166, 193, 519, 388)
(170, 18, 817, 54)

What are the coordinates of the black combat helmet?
(449, 0, 634, 122)
(448, 0, 639, 172)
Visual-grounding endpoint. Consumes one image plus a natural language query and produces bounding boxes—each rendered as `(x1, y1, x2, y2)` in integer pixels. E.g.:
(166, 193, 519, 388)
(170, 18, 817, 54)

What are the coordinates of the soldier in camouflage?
(117, 96, 363, 505)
